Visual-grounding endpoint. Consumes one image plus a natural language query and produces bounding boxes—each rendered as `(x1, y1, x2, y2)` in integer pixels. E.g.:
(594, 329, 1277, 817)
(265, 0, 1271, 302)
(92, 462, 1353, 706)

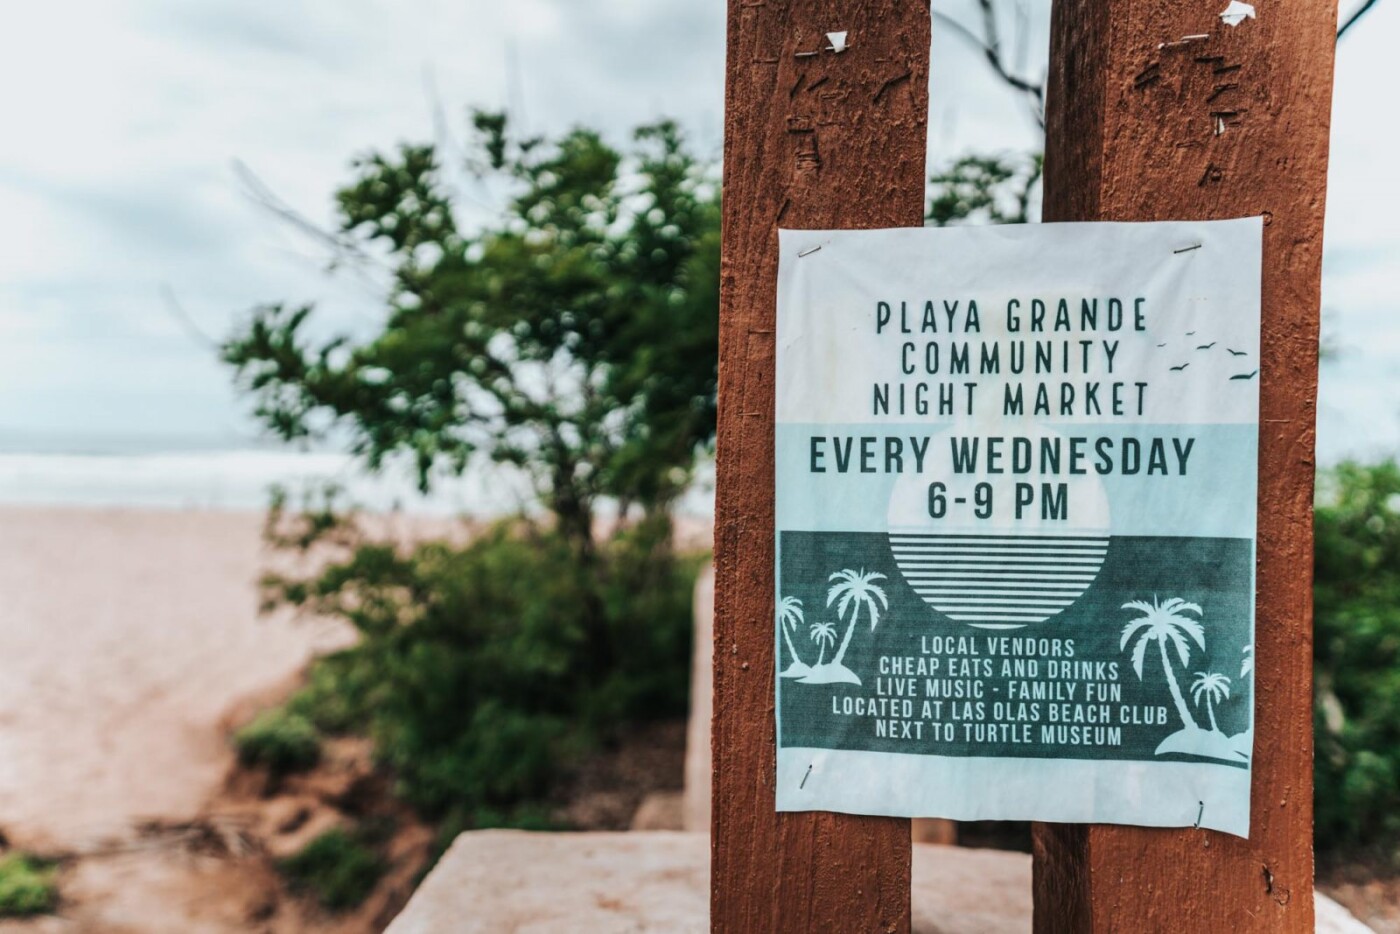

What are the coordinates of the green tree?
(926, 153, 1042, 227)
(224, 112, 719, 556)
(224, 114, 717, 826)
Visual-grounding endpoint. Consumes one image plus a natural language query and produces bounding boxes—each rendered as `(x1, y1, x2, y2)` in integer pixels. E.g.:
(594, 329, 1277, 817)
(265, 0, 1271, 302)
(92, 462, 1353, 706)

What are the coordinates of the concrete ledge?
(386, 831, 707, 934)
(387, 830, 1372, 933)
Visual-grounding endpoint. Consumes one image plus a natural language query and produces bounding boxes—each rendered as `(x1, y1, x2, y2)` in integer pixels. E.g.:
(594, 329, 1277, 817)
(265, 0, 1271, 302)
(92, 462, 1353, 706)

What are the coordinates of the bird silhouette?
(1230, 370, 1258, 380)
(1227, 348, 1247, 356)
(1156, 342, 1168, 347)
(1186, 331, 1197, 336)
(1196, 342, 1217, 350)
(1170, 363, 1190, 372)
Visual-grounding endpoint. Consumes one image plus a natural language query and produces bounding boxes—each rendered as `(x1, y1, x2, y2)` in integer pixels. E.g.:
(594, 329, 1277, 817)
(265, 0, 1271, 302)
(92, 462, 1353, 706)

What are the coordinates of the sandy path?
(0, 507, 352, 849)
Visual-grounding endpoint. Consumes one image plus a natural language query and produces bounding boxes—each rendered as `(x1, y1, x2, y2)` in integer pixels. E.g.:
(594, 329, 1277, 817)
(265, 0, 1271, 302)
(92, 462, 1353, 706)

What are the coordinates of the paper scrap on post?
(774, 220, 1261, 837)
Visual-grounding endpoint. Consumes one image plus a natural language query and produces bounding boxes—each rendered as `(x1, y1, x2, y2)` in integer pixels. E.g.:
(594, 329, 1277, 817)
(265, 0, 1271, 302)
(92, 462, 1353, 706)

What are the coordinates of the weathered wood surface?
(1033, 0, 1336, 930)
(713, 1, 929, 931)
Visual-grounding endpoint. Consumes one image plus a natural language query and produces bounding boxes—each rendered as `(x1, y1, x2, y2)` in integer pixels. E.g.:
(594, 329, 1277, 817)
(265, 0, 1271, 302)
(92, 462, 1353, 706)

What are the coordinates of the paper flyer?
(774, 219, 1261, 836)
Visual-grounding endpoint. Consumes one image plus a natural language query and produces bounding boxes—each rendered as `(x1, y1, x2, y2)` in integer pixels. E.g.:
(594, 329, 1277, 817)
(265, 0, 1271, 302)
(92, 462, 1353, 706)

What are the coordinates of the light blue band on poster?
(776, 422, 1257, 538)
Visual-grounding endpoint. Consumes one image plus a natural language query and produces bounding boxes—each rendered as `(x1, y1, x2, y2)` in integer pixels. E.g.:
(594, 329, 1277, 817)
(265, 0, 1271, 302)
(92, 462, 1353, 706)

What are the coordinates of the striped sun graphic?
(885, 427, 1113, 631)
(887, 532, 1110, 630)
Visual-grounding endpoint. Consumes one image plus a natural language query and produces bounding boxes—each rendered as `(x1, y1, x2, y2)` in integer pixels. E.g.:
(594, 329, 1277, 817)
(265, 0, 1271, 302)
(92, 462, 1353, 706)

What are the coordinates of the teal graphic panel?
(778, 532, 1253, 764)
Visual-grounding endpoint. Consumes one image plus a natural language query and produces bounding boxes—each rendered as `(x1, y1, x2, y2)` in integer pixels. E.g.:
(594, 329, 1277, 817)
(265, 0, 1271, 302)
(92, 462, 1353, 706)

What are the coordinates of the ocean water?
(0, 448, 505, 513)
(0, 429, 533, 514)
(0, 433, 717, 517)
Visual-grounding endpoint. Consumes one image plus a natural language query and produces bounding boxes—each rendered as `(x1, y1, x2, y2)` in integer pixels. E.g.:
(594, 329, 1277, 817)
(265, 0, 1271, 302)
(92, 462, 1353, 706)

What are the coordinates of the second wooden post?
(1032, 0, 1336, 930)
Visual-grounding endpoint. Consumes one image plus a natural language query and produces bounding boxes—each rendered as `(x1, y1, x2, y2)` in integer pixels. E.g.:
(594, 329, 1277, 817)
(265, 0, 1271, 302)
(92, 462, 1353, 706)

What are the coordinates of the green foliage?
(234, 708, 322, 775)
(926, 153, 1042, 227)
(286, 652, 375, 736)
(0, 854, 57, 918)
(1314, 460, 1400, 861)
(266, 511, 698, 823)
(278, 826, 386, 912)
(223, 114, 720, 547)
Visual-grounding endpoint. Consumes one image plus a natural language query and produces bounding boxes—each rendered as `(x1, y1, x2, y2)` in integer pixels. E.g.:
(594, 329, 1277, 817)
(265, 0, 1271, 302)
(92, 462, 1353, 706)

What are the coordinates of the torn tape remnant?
(1219, 1, 1257, 27)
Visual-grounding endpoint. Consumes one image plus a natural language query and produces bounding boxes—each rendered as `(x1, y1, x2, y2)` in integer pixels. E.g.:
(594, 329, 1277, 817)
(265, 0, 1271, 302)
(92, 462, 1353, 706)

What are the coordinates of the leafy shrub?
(287, 652, 373, 736)
(279, 827, 385, 911)
(1314, 460, 1400, 862)
(0, 854, 57, 917)
(267, 511, 699, 826)
(234, 708, 321, 775)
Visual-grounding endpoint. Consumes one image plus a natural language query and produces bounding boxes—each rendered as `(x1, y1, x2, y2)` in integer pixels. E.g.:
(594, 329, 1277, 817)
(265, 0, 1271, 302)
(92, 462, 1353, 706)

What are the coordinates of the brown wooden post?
(1032, 1, 1336, 931)
(713, 1, 929, 930)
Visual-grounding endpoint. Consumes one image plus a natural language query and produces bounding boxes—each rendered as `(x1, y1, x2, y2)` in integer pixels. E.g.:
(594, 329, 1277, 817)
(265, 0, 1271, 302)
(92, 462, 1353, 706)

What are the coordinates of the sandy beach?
(0, 506, 354, 850)
(0, 504, 708, 844)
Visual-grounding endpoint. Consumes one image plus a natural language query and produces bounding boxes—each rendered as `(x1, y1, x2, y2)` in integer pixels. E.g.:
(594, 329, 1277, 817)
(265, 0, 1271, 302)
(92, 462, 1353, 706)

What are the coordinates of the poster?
(774, 219, 1261, 836)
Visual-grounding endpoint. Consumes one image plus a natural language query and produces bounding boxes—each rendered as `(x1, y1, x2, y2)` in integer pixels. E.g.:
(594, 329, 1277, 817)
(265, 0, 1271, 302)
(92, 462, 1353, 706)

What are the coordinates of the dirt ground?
(1320, 863, 1400, 933)
(0, 721, 688, 933)
(0, 736, 434, 933)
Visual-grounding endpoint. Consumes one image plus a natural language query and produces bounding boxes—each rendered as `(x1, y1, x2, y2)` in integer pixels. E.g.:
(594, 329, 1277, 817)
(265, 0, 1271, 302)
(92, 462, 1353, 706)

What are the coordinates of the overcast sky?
(0, 0, 1394, 461)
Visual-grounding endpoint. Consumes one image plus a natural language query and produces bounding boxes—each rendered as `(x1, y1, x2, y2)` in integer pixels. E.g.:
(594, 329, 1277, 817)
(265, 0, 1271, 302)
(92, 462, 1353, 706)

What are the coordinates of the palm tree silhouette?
(1121, 597, 1205, 731)
(777, 596, 808, 675)
(1240, 643, 1253, 679)
(1191, 671, 1232, 734)
(810, 620, 837, 666)
(826, 569, 889, 670)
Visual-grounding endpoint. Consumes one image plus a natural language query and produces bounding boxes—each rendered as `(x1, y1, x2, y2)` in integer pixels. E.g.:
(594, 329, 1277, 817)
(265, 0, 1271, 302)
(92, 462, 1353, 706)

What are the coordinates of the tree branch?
(932, 4, 1045, 128)
(232, 160, 388, 275)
